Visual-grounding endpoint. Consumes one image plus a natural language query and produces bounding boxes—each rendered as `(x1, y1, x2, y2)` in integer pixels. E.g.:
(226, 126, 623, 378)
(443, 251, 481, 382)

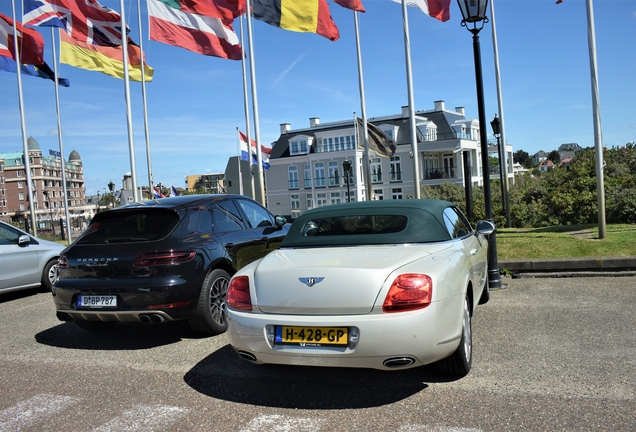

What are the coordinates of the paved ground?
(1, 277, 635, 431)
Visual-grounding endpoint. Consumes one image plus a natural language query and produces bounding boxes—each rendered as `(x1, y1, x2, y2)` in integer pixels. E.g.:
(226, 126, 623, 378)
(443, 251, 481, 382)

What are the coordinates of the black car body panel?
(53, 194, 288, 332)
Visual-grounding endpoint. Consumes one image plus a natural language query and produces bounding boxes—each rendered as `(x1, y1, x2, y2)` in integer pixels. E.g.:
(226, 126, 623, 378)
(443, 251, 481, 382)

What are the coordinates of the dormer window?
(290, 135, 312, 155)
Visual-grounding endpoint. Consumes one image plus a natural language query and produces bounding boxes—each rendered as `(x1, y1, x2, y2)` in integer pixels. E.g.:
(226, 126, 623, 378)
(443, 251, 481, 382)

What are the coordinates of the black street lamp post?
(457, 0, 501, 289)
(342, 160, 352, 202)
(108, 181, 115, 208)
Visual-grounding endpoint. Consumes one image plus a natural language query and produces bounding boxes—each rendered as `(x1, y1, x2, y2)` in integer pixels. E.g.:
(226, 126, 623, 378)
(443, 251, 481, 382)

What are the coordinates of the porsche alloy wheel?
(189, 269, 231, 335)
(438, 296, 472, 377)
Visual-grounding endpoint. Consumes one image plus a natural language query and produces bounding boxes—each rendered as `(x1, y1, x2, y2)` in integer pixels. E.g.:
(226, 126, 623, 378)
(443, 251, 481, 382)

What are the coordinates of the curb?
(498, 257, 636, 278)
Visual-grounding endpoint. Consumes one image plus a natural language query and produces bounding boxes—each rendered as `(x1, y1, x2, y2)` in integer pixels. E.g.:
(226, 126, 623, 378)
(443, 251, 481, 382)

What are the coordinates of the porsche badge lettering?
(299, 277, 324, 287)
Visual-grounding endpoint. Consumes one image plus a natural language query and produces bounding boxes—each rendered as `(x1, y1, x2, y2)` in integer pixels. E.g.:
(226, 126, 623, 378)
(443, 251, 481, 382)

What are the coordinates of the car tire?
(478, 282, 490, 305)
(41, 259, 59, 291)
(188, 269, 231, 335)
(74, 320, 118, 331)
(437, 296, 472, 377)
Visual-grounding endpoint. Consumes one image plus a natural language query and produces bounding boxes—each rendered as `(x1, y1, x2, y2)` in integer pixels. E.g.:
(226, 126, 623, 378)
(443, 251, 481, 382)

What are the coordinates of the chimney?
(401, 106, 409, 118)
(310, 117, 320, 128)
(455, 106, 465, 116)
(434, 100, 445, 111)
(280, 123, 290, 134)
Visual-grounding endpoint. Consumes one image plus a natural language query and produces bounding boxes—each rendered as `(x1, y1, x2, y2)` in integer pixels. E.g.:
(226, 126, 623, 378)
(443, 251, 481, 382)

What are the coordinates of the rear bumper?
(55, 309, 177, 324)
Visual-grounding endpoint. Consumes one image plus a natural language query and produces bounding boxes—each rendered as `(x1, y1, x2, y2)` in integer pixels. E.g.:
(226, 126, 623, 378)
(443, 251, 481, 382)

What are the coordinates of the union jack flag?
(23, 0, 129, 47)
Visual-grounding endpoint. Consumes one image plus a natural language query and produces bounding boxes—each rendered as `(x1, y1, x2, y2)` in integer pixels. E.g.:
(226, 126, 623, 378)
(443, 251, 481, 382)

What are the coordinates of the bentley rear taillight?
(227, 276, 252, 311)
(132, 251, 195, 267)
(382, 274, 432, 313)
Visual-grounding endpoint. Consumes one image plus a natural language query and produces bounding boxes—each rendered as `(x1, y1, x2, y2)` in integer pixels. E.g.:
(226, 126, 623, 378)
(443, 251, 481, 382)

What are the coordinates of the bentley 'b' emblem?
(299, 277, 324, 287)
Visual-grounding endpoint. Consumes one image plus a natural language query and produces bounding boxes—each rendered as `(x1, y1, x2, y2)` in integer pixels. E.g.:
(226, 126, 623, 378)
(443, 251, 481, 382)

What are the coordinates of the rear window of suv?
(76, 209, 180, 244)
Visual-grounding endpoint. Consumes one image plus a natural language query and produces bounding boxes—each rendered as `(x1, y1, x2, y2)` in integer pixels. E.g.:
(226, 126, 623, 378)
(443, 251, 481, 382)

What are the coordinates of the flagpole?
(400, 0, 421, 199)
(245, 0, 266, 205)
(137, 0, 153, 199)
(236, 128, 244, 195)
(239, 15, 254, 199)
(50, 28, 72, 244)
(489, 0, 510, 227)
(352, 11, 372, 201)
(119, 0, 139, 203)
(11, 0, 38, 235)
(586, 0, 606, 239)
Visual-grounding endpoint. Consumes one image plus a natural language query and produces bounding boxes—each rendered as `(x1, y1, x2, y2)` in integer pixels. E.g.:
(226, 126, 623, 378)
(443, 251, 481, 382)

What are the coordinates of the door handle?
(470, 248, 478, 255)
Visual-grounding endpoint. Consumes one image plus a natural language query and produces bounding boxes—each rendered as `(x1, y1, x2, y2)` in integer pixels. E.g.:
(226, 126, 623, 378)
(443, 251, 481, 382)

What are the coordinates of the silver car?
(0, 221, 64, 294)
(227, 200, 495, 377)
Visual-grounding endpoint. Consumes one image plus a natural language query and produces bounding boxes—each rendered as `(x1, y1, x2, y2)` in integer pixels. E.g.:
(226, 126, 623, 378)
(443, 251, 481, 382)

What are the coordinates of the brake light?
(148, 300, 191, 310)
(132, 251, 196, 267)
(57, 254, 68, 269)
(382, 274, 432, 313)
(227, 276, 252, 311)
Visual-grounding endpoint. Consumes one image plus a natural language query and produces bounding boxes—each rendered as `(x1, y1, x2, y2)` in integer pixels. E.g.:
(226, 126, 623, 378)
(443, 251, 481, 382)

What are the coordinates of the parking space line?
(0, 394, 80, 432)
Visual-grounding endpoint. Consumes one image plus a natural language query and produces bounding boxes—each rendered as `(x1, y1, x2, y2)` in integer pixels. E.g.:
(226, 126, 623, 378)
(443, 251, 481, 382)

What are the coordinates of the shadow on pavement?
(184, 345, 461, 409)
(35, 320, 209, 350)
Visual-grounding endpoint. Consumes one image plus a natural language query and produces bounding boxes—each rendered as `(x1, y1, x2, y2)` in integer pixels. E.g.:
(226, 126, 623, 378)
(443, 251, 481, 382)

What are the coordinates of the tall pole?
(400, 0, 421, 199)
(245, 0, 266, 205)
(470, 27, 501, 289)
(489, 0, 510, 227)
(50, 28, 72, 244)
(585, 0, 606, 239)
(353, 11, 372, 201)
(11, 0, 38, 235)
(119, 0, 139, 203)
(137, 0, 154, 197)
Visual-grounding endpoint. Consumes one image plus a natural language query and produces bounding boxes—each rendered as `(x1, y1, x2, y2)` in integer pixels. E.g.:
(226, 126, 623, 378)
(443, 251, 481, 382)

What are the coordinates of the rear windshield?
(76, 209, 180, 245)
(281, 208, 451, 248)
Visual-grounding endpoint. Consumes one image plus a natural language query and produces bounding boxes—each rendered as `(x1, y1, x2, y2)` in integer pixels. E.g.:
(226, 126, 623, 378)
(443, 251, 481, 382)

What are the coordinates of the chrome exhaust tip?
(383, 357, 416, 368)
(237, 351, 257, 362)
(139, 314, 152, 325)
(150, 314, 166, 324)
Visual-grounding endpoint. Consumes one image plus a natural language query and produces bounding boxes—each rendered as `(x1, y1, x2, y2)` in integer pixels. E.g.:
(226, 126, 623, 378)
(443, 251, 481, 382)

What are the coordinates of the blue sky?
(1, 0, 634, 197)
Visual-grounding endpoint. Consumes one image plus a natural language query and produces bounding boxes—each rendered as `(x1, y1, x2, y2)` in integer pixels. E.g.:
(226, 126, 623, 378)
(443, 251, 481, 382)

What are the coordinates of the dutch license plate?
(275, 326, 348, 346)
(77, 295, 117, 308)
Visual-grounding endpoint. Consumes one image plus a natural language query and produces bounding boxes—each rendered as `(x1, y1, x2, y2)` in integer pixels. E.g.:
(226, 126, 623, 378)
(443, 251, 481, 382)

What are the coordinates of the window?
(236, 199, 274, 228)
(290, 138, 310, 155)
(346, 190, 356, 202)
(304, 164, 312, 188)
(390, 156, 402, 182)
(371, 158, 382, 183)
(316, 192, 327, 207)
(288, 166, 299, 189)
(17, 170, 23, 178)
(443, 207, 472, 238)
(320, 135, 355, 153)
(330, 192, 341, 205)
(290, 194, 301, 219)
(19, 192, 24, 200)
(391, 188, 403, 200)
(373, 189, 384, 200)
(212, 202, 243, 233)
(328, 161, 340, 186)
(306, 194, 314, 210)
(314, 163, 326, 187)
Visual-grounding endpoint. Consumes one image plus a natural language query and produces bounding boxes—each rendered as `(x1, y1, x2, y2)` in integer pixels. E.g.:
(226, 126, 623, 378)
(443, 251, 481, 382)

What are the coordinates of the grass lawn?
(496, 224, 636, 259)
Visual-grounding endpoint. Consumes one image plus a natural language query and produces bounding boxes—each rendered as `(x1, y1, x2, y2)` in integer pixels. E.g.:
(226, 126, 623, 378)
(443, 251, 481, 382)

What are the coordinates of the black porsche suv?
(53, 194, 288, 334)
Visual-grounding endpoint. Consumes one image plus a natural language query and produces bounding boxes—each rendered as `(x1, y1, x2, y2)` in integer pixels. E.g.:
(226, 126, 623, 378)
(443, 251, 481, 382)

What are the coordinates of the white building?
(257, 101, 513, 219)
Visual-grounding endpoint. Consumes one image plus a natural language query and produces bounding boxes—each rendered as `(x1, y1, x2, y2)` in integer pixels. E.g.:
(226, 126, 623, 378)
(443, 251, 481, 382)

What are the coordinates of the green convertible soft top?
(279, 199, 454, 248)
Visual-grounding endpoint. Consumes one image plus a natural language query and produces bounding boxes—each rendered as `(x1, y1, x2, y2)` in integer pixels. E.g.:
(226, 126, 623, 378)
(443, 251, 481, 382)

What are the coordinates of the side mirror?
(18, 234, 31, 246)
(475, 220, 496, 235)
(274, 215, 287, 228)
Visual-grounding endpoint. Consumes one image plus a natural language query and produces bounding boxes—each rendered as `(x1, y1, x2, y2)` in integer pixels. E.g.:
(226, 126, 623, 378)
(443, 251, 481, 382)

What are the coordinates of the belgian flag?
(252, 0, 340, 41)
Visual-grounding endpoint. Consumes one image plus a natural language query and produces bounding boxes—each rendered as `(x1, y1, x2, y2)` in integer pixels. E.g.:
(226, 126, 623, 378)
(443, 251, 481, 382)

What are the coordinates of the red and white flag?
(334, 0, 365, 13)
(147, 0, 242, 60)
(391, 0, 451, 22)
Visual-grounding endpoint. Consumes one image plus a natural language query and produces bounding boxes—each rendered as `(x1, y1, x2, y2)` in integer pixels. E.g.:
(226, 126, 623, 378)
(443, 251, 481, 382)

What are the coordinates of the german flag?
(252, 0, 340, 41)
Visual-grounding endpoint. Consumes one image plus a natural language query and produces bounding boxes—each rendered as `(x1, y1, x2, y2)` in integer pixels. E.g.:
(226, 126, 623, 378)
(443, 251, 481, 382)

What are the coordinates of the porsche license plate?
(77, 295, 117, 308)
(275, 326, 348, 346)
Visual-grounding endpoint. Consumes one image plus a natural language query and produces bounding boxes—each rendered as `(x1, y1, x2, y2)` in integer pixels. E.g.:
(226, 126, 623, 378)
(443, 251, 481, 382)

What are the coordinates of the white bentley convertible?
(226, 200, 495, 376)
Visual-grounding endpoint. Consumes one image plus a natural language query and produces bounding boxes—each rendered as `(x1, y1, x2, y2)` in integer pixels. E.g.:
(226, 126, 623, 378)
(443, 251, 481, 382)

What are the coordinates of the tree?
(548, 150, 561, 164)
(514, 150, 530, 166)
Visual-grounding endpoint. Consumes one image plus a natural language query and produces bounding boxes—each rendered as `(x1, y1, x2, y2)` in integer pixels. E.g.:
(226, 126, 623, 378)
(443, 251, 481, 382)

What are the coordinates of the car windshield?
(76, 209, 180, 244)
(280, 200, 453, 248)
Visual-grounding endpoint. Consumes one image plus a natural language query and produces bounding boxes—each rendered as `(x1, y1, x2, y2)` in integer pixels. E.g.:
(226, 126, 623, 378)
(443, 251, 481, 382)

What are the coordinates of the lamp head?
(490, 114, 501, 136)
(342, 160, 352, 173)
(108, 181, 115, 192)
(457, 0, 489, 32)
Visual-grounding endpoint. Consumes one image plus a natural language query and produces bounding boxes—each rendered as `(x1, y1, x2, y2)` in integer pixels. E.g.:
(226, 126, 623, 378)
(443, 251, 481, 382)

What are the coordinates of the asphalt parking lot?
(0, 276, 634, 431)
